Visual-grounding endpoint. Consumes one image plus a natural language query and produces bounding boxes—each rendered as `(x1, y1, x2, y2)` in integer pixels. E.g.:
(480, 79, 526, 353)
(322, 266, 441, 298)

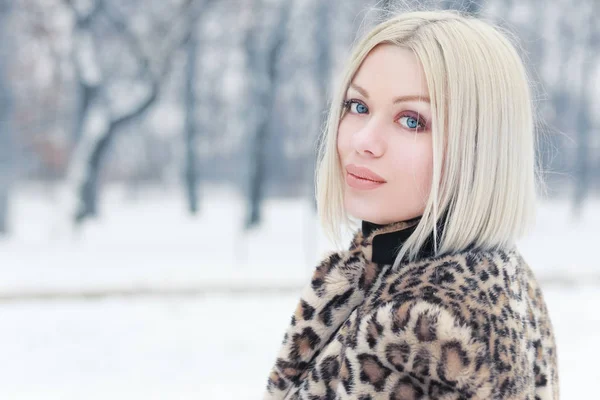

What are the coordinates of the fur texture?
(263, 221, 559, 399)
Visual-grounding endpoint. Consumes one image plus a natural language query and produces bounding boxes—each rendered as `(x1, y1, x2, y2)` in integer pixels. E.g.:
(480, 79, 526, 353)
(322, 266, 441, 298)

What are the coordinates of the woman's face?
(337, 43, 433, 225)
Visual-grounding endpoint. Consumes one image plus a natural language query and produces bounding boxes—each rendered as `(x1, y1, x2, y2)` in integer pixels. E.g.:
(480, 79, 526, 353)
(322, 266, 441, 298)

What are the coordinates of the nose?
(350, 116, 386, 157)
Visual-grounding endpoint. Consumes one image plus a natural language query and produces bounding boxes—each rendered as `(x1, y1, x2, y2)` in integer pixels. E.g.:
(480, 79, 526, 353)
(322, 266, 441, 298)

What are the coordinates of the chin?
(346, 202, 419, 225)
(344, 197, 382, 223)
(347, 208, 387, 224)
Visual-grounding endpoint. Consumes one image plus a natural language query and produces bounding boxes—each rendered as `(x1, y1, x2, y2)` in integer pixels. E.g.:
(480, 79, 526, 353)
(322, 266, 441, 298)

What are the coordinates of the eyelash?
(342, 99, 428, 132)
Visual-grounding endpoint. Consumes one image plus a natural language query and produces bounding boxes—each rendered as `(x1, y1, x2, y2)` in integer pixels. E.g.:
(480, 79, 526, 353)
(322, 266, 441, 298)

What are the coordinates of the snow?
(0, 287, 598, 399)
(0, 184, 330, 298)
(0, 183, 598, 398)
(0, 293, 295, 399)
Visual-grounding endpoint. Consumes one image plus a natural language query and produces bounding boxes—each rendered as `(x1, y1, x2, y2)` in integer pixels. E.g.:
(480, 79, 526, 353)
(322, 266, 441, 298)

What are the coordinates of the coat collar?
(356, 216, 436, 265)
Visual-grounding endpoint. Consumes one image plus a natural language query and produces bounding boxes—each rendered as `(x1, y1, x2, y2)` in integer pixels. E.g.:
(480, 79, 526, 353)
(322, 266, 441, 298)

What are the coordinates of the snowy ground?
(1, 286, 599, 399)
(0, 184, 598, 398)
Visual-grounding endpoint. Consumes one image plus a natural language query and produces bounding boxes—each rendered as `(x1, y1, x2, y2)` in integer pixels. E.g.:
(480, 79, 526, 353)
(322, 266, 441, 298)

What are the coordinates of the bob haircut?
(315, 9, 543, 268)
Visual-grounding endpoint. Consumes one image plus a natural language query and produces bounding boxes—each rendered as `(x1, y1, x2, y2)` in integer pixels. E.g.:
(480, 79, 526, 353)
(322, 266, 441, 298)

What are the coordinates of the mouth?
(347, 172, 385, 183)
(345, 171, 386, 190)
(345, 164, 387, 183)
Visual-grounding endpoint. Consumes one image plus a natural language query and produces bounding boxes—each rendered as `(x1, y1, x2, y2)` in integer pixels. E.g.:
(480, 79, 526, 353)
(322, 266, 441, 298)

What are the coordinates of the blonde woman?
(264, 9, 558, 400)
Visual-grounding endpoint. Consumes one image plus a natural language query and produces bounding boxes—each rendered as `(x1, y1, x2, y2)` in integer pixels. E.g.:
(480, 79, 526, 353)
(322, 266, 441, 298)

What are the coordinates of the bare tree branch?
(66, 0, 205, 223)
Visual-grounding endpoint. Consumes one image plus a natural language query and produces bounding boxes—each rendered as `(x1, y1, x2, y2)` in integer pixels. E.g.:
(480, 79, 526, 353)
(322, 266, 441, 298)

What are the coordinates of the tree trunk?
(244, 0, 293, 229)
(0, 1, 13, 235)
(184, 30, 199, 215)
(572, 0, 597, 217)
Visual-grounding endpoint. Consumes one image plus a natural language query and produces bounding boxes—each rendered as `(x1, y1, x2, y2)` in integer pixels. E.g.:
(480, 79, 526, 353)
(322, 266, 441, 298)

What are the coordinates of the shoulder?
(369, 246, 530, 335)
(368, 247, 519, 327)
(379, 246, 525, 305)
(342, 248, 530, 397)
(347, 249, 548, 398)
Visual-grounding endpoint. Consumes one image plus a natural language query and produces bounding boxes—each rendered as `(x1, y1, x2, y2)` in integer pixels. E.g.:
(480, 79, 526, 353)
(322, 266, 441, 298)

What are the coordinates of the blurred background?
(0, 0, 598, 398)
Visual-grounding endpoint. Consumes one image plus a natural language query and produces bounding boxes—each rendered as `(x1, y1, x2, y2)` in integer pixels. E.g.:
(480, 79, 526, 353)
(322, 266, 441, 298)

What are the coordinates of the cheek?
(336, 118, 352, 159)
(418, 146, 434, 187)
(389, 137, 433, 192)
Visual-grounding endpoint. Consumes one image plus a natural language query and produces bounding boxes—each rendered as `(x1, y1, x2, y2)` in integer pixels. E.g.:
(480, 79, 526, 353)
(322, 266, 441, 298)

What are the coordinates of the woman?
(263, 9, 559, 400)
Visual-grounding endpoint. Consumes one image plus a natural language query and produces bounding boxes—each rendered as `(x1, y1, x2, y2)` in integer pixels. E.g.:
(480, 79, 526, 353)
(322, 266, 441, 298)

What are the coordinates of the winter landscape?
(1, 0, 598, 398)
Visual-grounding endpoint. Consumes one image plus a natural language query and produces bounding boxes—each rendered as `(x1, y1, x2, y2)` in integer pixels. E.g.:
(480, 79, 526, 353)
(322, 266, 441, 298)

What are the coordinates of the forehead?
(350, 43, 428, 97)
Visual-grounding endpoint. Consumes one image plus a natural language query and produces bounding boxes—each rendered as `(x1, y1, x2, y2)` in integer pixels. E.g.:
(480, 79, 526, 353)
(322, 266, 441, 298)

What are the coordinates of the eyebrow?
(348, 83, 430, 104)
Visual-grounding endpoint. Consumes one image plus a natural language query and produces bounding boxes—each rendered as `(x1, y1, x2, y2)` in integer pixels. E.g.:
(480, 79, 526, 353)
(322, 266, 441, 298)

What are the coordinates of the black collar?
(361, 217, 437, 265)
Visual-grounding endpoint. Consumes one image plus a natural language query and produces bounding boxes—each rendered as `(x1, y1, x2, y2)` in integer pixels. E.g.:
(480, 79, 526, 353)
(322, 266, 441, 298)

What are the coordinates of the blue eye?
(344, 100, 368, 114)
(398, 115, 426, 131)
(355, 103, 368, 114)
(405, 116, 418, 129)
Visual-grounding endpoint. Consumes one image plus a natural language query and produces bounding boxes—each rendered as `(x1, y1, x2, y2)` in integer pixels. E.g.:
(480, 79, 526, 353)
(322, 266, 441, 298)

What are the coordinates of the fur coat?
(263, 217, 559, 399)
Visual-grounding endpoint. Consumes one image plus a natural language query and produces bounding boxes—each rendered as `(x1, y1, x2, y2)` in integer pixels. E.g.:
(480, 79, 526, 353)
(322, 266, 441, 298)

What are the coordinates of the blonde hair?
(315, 9, 543, 268)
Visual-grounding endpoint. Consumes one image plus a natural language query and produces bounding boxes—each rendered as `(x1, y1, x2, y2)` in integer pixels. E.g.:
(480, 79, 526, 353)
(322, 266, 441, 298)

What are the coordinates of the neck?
(358, 216, 436, 265)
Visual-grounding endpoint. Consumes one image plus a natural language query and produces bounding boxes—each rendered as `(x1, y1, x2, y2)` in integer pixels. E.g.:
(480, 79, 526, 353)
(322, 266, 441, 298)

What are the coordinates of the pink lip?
(345, 164, 386, 190)
(345, 164, 386, 182)
(346, 172, 385, 190)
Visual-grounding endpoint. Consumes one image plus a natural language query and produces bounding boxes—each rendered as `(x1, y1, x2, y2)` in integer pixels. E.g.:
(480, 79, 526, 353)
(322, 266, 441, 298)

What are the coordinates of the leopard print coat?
(263, 218, 559, 399)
